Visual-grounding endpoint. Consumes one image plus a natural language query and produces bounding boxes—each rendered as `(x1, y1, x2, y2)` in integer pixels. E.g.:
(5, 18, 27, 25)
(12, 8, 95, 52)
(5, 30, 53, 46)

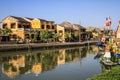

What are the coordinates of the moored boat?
(96, 42, 103, 47)
(99, 58, 117, 66)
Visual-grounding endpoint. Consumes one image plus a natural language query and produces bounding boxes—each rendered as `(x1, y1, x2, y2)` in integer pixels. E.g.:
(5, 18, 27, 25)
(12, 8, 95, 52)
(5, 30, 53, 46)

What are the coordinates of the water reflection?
(0, 45, 99, 79)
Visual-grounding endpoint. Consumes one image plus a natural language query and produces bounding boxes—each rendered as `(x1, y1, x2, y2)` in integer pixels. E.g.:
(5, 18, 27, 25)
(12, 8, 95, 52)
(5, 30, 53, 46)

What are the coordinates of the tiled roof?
(38, 18, 46, 21)
(74, 24, 85, 28)
(38, 18, 54, 23)
(10, 16, 29, 23)
(25, 17, 34, 20)
(60, 22, 85, 30)
(60, 22, 73, 29)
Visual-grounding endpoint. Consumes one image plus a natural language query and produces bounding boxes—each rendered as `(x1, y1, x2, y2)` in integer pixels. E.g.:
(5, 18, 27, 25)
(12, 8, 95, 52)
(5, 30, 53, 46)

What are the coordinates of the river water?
(0, 45, 102, 80)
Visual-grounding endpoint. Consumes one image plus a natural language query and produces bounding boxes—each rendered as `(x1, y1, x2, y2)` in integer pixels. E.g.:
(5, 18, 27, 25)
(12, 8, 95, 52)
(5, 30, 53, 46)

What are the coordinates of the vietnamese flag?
(104, 17, 112, 27)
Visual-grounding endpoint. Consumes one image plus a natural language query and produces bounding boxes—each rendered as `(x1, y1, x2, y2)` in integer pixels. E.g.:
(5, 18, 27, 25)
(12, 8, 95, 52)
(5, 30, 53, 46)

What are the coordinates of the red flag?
(105, 21, 110, 27)
(109, 17, 112, 26)
(104, 17, 112, 27)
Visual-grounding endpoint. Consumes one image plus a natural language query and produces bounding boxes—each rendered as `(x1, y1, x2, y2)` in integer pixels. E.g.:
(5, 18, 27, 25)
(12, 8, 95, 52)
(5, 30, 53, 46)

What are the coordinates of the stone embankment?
(0, 41, 98, 51)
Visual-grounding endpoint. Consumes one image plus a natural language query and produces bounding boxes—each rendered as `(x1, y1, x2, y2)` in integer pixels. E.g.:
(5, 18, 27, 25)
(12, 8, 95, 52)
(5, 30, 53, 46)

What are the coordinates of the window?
(2, 23, 7, 29)
(46, 25, 50, 29)
(23, 25, 26, 29)
(12, 34, 17, 39)
(59, 30, 63, 33)
(26, 25, 30, 28)
(55, 30, 57, 33)
(11, 23, 15, 29)
(41, 25, 44, 29)
(25, 34, 29, 39)
(18, 24, 22, 28)
(52, 25, 54, 29)
(31, 34, 34, 39)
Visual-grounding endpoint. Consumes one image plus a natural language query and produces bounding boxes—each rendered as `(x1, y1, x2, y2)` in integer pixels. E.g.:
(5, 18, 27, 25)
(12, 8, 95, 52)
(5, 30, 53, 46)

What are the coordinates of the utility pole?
(79, 25, 80, 42)
(0, 22, 2, 28)
(79, 21, 81, 42)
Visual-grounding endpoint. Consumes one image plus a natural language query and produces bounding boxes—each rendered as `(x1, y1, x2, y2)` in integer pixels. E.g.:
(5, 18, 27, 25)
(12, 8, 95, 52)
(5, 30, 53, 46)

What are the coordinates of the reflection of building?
(2, 63, 19, 79)
(2, 55, 25, 78)
(92, 45, 99, 52)
(9, 55, 25, 67)
(57, 49, 65, 65)
(32, 63, 42, 76)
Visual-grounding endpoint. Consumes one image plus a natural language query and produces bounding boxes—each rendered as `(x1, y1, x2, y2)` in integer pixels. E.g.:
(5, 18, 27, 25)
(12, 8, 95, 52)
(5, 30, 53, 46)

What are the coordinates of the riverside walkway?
(0, 41, 98, 51)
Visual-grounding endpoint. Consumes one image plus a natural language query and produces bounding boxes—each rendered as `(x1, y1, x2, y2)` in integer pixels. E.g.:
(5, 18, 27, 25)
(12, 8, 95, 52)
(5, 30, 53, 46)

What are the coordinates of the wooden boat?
(99, 47, 105, 51)
(99, 58, 117, 66)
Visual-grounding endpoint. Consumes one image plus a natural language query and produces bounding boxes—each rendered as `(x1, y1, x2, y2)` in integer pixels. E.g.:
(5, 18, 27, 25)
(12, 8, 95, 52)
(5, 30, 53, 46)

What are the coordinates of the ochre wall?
(31, 18, 41, 29)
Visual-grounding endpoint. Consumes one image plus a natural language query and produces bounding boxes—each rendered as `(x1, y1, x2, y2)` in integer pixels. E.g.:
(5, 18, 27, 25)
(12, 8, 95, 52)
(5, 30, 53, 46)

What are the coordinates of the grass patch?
(87, 65, 120, 80)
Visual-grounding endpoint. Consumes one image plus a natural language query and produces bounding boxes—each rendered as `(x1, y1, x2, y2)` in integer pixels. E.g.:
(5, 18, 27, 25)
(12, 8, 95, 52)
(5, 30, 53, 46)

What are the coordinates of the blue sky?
(0, 0, 120, 30)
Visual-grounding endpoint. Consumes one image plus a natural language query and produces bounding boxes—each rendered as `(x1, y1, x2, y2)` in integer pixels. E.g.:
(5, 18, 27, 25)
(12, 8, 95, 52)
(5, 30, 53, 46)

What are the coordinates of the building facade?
(1, 16, 91, 43)
(2, 16, 31, 41)
(1, 16, 55, 42)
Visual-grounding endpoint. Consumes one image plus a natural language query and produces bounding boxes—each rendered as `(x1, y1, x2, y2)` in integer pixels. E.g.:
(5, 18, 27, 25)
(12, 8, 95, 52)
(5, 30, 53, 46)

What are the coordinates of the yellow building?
(24, 18, 55, 42)
(56, 25, 65, 42)
(59, 22, 87, 42)
(24, 17, 55, 30)
(31, 18, 41, 29)
(1, 16, 55, 42)
(2, 16, 31, 41)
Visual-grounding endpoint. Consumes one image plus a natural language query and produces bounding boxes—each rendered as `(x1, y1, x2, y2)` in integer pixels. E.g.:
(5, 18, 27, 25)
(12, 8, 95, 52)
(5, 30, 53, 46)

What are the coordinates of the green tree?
(3, 28, 12, 36)
(53, 33, 59, 42)
(65, 32, 71, 42)
(41, 30, 51, 43)
(33, 31, 39, 42)
(30, 30, 40, 43)
(0, 30, 3, 35)
(1, 28, 12, 41)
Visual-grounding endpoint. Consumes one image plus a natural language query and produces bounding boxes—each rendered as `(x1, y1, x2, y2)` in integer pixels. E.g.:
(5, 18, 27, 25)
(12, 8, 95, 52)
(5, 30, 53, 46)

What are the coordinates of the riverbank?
(87, 65, 120, 80)
(0, 41, 98, 51)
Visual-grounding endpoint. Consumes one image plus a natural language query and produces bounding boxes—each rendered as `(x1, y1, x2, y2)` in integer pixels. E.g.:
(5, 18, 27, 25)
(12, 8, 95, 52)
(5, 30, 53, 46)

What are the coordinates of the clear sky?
(0, 0, 120, 30)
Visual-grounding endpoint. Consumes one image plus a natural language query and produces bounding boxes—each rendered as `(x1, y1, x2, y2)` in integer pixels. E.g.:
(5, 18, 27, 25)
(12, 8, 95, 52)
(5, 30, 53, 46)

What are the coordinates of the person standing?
(104, 43, 111, 62)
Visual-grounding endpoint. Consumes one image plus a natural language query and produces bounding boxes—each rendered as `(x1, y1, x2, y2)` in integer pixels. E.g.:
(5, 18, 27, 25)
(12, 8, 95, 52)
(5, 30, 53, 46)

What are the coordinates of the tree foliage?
(0, 28, 12, 36)
(53, 33, 59, 42)
(41, 30, 51, 42)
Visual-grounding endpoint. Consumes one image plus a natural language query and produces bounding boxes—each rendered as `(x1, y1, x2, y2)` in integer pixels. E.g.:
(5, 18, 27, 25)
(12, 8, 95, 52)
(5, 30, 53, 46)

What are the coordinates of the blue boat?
(116, 54, 120, 58)
(99, 54, 120, 65)
(96, 42, 103, 47)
